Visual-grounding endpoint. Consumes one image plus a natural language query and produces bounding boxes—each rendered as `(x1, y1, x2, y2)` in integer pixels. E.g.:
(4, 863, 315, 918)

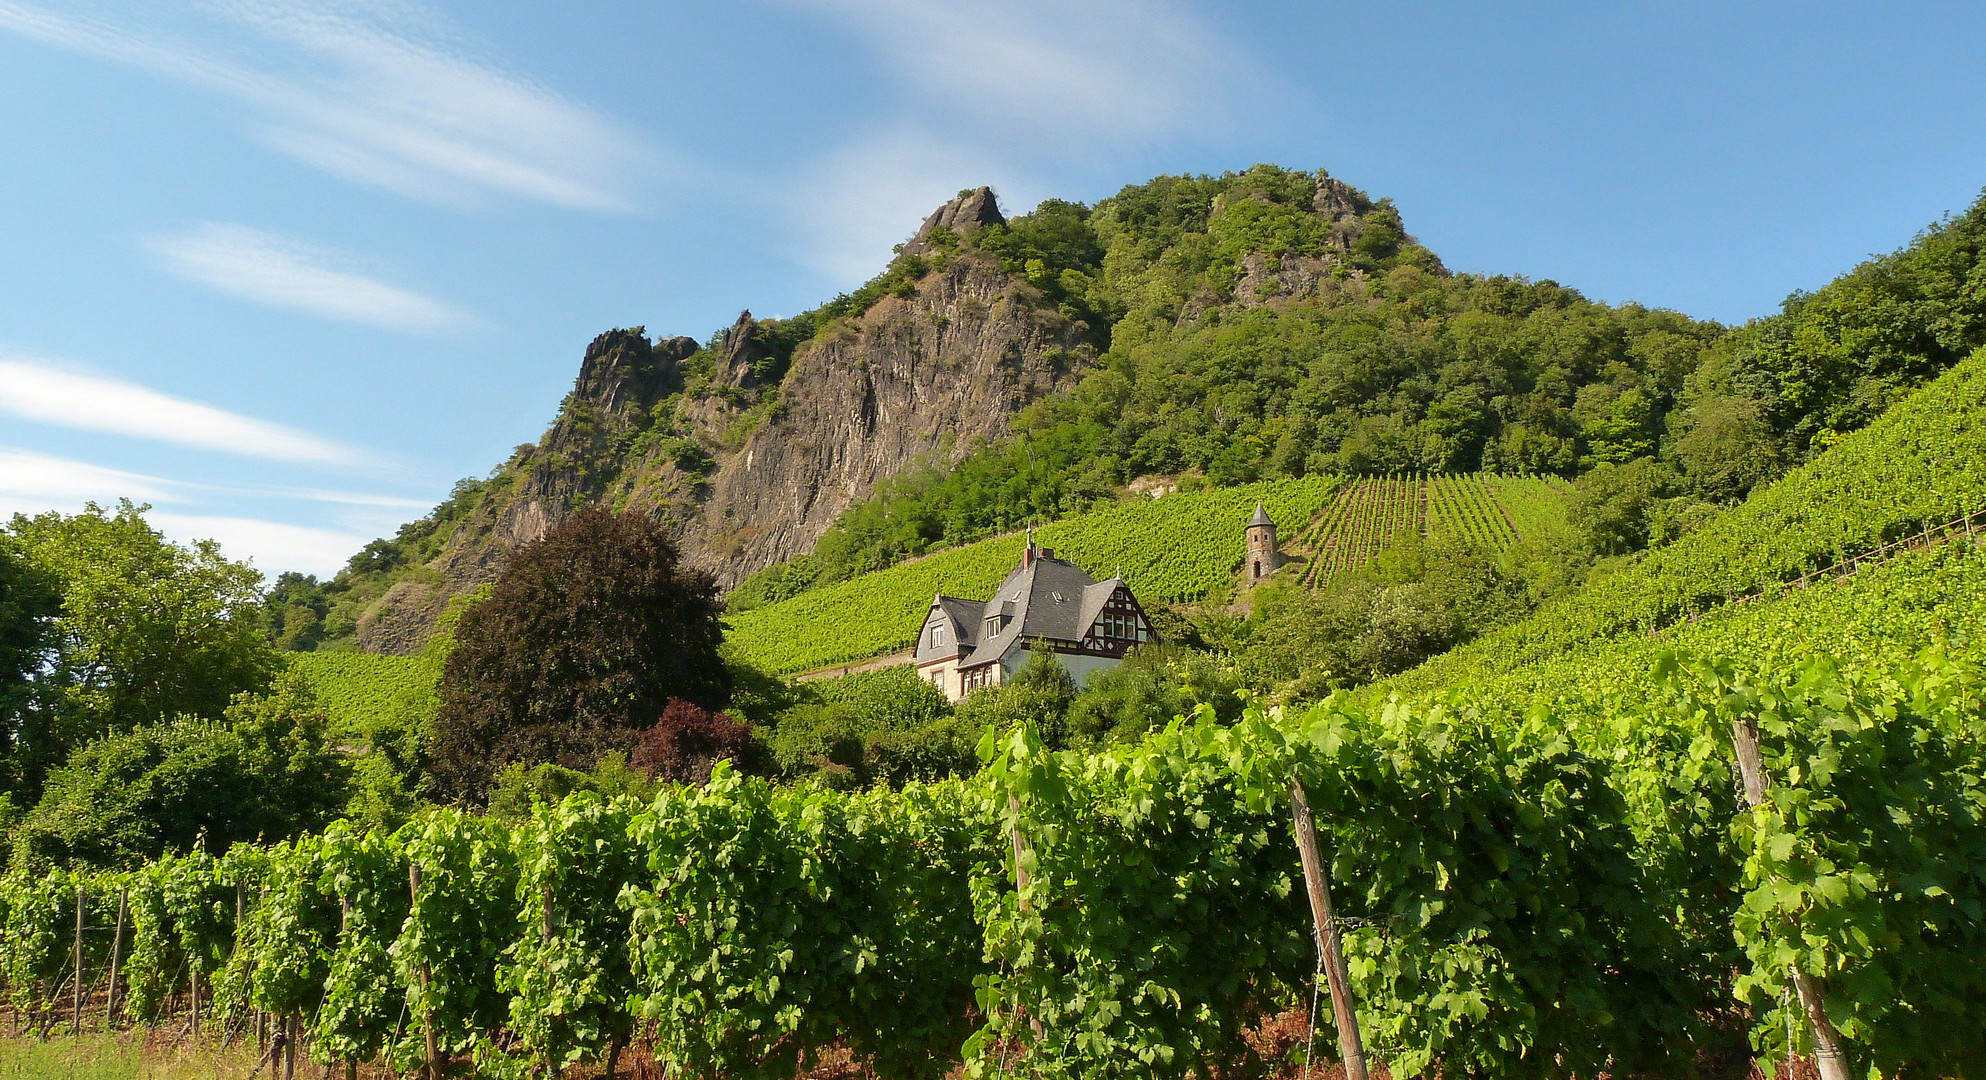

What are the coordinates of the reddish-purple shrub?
(631, 699, 761, 785)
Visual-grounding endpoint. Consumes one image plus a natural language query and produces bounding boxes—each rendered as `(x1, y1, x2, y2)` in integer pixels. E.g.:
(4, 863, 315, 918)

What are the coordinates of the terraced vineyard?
(1295, 472, 1569, 585)
(727, 477, 1345, 675)
(1480, 473, 1576, 540)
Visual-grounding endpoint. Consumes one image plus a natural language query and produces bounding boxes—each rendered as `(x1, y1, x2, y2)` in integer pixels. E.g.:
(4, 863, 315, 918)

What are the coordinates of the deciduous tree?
(430, 509, 728, 801)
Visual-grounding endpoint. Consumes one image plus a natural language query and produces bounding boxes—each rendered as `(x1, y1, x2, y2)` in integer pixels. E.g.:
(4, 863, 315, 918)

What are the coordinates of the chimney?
(1022, 527, 1037, 569)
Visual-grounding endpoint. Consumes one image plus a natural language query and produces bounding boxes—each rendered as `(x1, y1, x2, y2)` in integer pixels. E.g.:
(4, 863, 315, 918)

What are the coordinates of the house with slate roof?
(913, 535, 1159, 702)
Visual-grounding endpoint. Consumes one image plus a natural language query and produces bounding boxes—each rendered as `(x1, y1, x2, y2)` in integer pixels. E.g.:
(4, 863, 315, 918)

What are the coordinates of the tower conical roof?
(1246, 503, 1274, 528)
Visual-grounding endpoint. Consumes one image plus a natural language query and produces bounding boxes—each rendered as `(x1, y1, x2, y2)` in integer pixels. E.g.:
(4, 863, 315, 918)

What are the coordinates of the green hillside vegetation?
(1389, 345, 1986, 695)
(261, 169, 1985, 653)
(730, 167, 1726, 609)
(725, 477, 1343, 675)
(1481, 473, 1576, 541)
(287, 650, 439, 735)
(730, 176, 1986, 612)
(1290, 472, 1571, 584)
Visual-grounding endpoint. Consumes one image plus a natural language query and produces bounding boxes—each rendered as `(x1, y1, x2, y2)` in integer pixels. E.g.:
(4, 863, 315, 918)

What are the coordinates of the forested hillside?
(265, 164, 1985, 652)
(728, 174, 1986, 609)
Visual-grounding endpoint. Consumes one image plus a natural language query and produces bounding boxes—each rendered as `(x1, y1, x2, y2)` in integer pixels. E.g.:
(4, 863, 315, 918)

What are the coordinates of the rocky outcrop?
(356, 190, 1088, 650)
(675, 250, 1082, 586)
(903, 186, 1004, 255)
(355, 578, 448, 654)
(711, 310, 769, 390)
(351, 173, 1410, 652)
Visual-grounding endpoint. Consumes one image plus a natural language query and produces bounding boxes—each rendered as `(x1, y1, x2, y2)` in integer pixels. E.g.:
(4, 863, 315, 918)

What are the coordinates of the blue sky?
(2, 1, 1983, 578)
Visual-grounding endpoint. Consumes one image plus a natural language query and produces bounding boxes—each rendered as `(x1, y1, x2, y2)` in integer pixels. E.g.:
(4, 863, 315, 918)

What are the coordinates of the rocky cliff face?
(355, 189, 1090, 652)
(673, 253, 1084, 584)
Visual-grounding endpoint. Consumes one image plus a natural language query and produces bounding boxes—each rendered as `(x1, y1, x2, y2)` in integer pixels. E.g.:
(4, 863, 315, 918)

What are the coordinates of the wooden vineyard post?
(255, 886, 269, 1055)
(535, 879, 555, 1080)
(73, 883, 85, 1035)
(409, 863, 439, 1080)
(284, 1014, 297, 1080)
(107, 885, 127, 1028)
(1008, 795, 1046, 1042)
(1729, 719, 1852, 1080)
(1288, 777, 1368, 1080)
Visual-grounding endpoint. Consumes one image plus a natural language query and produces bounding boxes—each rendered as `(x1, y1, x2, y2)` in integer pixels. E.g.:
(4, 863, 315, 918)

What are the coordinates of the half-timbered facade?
(913, 539, 1159, 702)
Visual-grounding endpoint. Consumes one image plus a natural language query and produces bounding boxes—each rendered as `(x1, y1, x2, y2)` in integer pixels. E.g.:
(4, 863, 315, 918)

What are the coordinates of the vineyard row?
(5, 631, 1983, 1080)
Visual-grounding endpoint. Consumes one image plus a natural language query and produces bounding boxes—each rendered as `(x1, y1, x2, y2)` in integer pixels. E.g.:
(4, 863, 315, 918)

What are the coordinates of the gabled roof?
(959, 555, 1117, 668)
(915, 592, 982, 662)
(1075, 578, 1123, 637)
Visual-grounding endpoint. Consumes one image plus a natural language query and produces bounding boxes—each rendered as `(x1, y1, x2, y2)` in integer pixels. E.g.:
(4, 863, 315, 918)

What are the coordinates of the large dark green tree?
(4, 502, 274, 803)
(429, 508, 729, 801)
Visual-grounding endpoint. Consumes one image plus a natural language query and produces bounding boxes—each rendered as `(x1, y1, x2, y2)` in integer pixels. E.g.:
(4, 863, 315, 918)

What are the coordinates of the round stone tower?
(1245, 503, 1281, 584)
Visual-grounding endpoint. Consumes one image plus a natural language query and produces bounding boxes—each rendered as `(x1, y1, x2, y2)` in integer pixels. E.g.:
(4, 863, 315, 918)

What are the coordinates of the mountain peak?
(903, 186, 1004, 255)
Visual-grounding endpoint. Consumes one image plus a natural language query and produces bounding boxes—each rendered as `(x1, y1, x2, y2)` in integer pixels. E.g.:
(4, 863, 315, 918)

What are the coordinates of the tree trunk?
(606, 1032, 626, 1080)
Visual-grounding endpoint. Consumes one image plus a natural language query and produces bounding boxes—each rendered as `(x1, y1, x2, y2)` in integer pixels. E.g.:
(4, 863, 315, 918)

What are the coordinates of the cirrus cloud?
(0, 354, 369, 466)
(148, 223, 472, 334)
(0, 0, 658, 212)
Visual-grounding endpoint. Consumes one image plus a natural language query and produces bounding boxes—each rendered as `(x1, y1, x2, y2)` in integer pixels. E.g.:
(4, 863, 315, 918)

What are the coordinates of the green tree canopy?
(10, 669, 348, 870)
(0, 536, 60, 797)
(4, 501, 275, 802)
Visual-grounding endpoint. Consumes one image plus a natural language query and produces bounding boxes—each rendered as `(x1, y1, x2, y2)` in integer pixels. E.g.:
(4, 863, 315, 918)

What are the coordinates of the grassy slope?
(726, 478, 1345, 675)
(288, 651, 439, 734)
(1387, 347, 1986, 698)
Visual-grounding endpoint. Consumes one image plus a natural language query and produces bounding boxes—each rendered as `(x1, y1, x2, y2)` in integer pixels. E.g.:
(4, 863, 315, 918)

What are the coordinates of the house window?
(932, 623, 946, 646)
(1097, 610, 1143, 641)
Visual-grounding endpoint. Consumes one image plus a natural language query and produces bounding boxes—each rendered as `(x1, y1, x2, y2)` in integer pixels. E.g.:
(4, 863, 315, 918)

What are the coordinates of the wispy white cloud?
(0, 355, 367, 466)
(0, 446, 419, 575)
(148, 512, 373, 577)
(790, 0, 1245, 143)
(788, 127, 1037, 281)
(776, 0, 1252, 283)
(0, 447, 178, 505)
(148, 223, 471, 333)
(236, 485, 431, 509)
(0, 0, 656, 211)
